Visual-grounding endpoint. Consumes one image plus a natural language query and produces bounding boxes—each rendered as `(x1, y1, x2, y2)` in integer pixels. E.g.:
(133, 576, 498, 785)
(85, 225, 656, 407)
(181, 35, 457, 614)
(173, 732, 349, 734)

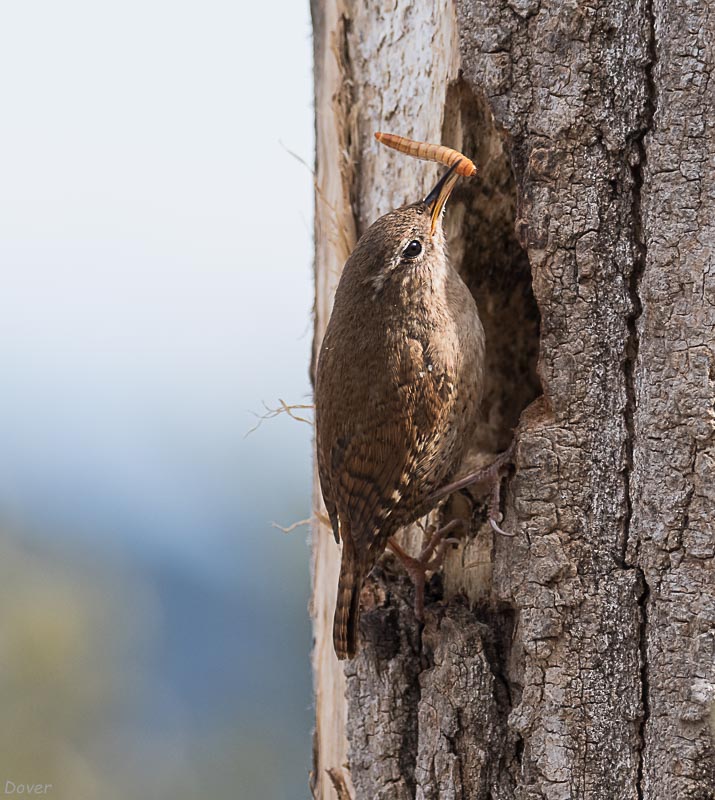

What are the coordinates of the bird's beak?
(423, 161, 461, 236)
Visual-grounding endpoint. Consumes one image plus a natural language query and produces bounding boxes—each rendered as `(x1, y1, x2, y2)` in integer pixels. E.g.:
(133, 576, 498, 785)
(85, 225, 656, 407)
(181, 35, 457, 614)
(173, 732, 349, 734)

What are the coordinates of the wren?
(315, 162, 509, 660)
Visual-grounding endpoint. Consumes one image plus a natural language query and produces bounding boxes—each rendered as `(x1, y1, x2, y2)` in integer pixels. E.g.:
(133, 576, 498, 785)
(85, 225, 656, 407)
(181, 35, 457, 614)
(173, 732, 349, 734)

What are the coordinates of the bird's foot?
(388, 518, 465, 621)
(425, 441, 516, 536)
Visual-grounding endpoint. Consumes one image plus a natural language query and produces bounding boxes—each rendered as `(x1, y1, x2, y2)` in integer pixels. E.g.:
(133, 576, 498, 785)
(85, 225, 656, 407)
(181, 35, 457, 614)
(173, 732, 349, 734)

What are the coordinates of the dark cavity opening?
(443, 81, 541, 453)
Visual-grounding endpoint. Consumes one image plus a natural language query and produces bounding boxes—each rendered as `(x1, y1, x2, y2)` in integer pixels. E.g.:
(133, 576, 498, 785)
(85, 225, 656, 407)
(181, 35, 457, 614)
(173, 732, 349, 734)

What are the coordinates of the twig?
(245, 399, 314, 437)
(272, 509, 332, 534)
(272, 518, 312, 534)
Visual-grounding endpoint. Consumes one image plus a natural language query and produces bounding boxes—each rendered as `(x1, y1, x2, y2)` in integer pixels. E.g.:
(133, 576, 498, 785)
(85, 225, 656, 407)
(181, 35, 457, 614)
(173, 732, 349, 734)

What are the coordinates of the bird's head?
(345, 162, 462, 297)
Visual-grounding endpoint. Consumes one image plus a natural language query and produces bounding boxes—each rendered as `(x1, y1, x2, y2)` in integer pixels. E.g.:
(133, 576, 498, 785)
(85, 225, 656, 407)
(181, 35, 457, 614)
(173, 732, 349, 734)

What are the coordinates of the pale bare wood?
(309, 1, 356, 797)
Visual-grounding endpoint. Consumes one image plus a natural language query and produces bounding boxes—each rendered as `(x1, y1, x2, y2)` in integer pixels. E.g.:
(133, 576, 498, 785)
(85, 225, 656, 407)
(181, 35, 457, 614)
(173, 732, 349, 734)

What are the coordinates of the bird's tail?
(333, 555, 362, 661)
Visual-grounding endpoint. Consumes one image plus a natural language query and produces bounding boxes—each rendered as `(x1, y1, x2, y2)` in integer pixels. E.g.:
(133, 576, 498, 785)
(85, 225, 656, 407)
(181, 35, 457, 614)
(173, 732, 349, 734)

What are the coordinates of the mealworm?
(374, 132, 477, 177)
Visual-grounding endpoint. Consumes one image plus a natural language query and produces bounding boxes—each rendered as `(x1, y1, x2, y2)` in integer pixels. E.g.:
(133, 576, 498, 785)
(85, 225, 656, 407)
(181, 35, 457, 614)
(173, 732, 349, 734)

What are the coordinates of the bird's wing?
(326, 396, 456, 557)
(328, 418, 417, 559)
(317, 452, 341, 544)
(316, 335, 457, 558)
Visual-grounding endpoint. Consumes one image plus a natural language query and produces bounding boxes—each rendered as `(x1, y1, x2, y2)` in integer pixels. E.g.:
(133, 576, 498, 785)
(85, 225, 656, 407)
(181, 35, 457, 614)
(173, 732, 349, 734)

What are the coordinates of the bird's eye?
(402, 240, 422, 259)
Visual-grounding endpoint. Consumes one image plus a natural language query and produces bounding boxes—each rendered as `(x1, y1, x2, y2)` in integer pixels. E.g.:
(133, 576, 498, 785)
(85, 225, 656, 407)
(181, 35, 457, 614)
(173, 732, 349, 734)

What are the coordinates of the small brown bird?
(315, 162, 508, 660)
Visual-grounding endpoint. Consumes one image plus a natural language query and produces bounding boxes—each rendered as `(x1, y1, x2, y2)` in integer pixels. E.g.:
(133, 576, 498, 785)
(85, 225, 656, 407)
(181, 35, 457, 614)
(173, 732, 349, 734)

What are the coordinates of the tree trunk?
(309, 2, 715, 799)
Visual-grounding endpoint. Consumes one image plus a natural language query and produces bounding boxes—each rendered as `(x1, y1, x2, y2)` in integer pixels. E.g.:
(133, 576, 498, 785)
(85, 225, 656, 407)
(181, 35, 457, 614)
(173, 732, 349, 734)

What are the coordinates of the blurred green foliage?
(0, 528, 311, 800)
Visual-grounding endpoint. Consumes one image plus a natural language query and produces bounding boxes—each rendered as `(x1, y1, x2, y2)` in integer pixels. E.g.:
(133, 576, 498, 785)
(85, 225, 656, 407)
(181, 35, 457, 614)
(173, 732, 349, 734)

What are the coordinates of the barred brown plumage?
(374, 131, 477, 177)
(315, 155, 512, 661)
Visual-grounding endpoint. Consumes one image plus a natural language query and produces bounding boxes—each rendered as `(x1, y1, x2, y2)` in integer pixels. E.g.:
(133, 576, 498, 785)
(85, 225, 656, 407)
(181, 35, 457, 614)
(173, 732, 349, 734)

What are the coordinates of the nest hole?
(443, 81, 541, 453)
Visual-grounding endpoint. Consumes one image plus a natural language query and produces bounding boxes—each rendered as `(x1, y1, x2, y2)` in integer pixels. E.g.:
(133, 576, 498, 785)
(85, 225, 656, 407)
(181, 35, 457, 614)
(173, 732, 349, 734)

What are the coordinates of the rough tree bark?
(309, 2, 714, 799)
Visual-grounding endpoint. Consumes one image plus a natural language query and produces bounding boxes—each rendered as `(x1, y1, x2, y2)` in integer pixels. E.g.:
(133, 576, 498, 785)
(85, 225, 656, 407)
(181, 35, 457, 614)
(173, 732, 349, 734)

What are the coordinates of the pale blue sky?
(0, 0, 314, 569)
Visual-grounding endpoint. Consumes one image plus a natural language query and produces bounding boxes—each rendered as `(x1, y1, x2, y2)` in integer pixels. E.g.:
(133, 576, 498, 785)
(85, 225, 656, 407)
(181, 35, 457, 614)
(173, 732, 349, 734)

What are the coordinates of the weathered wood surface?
(310, 1, 714, 798)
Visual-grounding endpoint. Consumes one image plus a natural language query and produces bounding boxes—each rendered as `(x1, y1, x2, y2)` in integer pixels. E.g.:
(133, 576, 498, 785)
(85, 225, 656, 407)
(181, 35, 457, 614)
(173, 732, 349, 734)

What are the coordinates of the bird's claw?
(388, 518, 465, 621)
(489, 516, 515, 537)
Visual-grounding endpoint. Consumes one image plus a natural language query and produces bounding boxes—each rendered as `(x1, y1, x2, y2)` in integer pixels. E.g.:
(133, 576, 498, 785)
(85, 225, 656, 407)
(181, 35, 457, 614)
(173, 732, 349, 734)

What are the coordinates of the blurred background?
(0, 1, 314, 798)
